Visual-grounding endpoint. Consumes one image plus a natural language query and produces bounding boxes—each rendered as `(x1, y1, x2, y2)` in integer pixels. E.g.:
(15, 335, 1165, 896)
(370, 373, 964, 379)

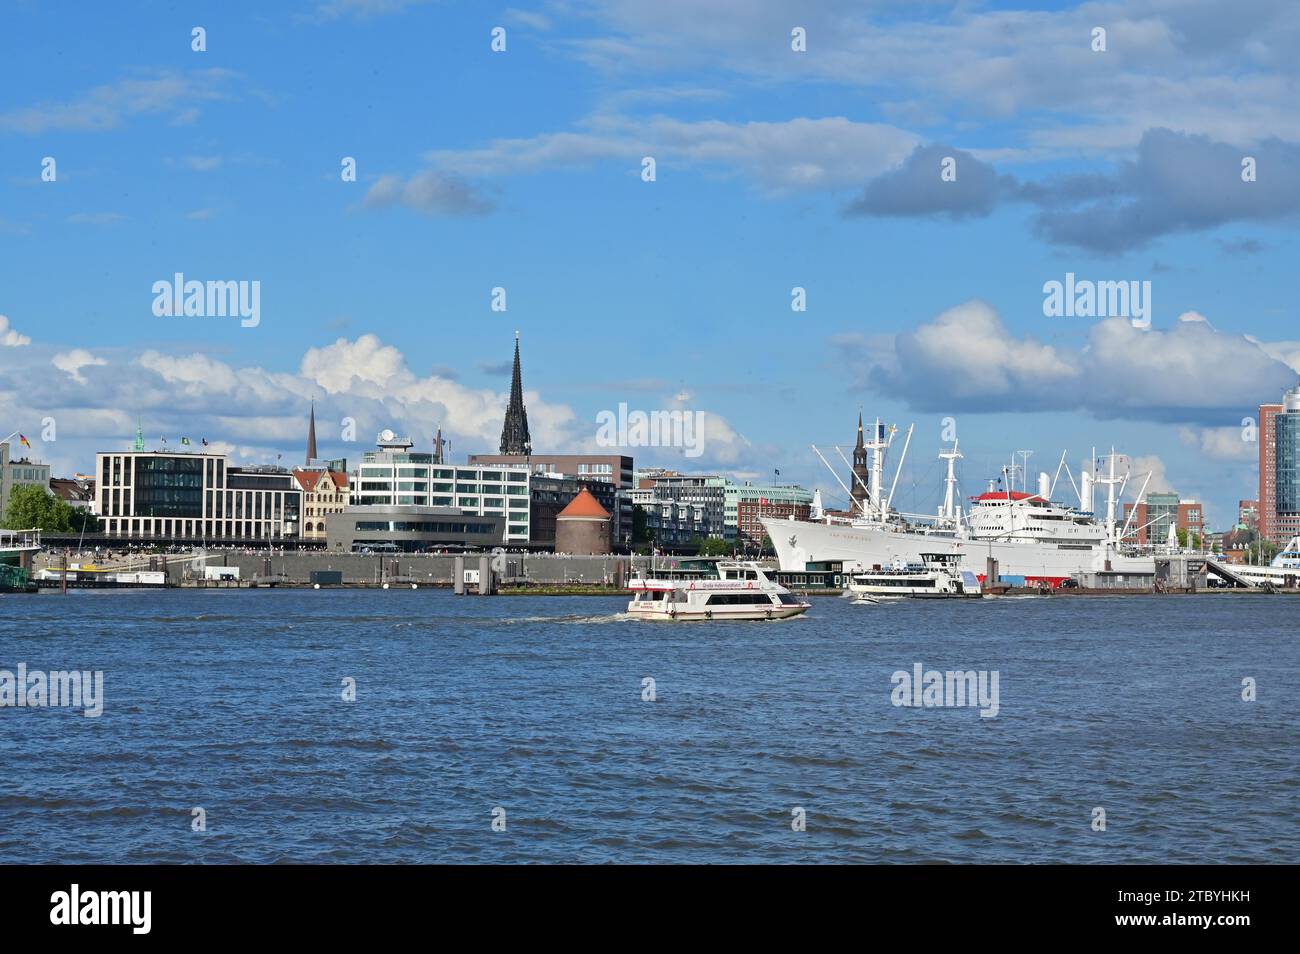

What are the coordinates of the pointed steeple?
(499, 331, 532, 456)
(306, 399, 318, 464)
(851, 410, 870, 509)
(133, 417, 145, 452)
(433, 425, 445, 465)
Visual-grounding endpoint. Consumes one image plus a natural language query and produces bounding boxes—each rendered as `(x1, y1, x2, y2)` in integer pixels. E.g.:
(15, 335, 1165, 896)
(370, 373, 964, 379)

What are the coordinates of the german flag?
(18, 434, 31, 448)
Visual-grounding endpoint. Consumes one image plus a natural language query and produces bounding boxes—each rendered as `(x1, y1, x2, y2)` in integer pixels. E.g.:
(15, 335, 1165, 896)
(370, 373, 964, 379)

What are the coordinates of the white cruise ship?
(763, 421, 1160, 587)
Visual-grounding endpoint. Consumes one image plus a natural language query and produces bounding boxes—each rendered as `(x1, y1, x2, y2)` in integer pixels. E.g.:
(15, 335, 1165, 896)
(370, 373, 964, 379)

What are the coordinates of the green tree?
(698, 536, 732, 557)
(2, 484, 75, 531)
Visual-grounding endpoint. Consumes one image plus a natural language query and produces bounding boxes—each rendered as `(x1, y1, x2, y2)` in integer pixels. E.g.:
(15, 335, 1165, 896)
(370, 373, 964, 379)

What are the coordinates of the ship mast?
(938, 439, 963, 524)
(866, 418, 892, 522)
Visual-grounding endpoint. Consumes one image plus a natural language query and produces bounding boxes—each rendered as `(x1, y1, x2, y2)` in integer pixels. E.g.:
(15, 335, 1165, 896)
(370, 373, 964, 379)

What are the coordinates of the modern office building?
(324, 505, 503, 552)
(467, 453, 635, 545)
(726, 481, 814, 544)
(1122, 493, 1204, 546)
(355, 431, 532, 543)
(0, 442, 52, 518)
(95, 450, 302, 541)
(1273, 385, 1300, 544)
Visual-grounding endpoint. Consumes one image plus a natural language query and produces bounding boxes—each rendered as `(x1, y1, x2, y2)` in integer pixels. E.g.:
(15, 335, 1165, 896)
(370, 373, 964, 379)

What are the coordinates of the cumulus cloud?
(856, 299, 1297, 425)
(0, 315, 30, 347)
(52, 349, 108, 384)
(1178, 425, 1258, 461)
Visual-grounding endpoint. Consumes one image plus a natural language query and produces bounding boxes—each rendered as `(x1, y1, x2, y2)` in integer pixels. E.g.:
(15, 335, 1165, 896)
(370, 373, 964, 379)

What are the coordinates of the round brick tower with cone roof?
(554, 488, 611, 555)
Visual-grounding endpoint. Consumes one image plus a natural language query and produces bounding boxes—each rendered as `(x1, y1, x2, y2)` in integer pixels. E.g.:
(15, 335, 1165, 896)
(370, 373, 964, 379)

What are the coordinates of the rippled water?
(1, 589, 1295, 863)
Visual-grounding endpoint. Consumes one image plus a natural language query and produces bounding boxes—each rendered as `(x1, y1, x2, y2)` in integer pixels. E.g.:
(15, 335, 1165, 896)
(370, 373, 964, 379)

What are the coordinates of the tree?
(698, 536, 731, 557)
(2, 484, 75, 531)
(631, 504, 648, 544)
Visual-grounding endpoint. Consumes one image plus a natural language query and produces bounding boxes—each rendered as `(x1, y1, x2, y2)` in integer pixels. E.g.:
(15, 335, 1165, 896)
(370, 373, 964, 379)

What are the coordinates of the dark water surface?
(1, 589, 1295, 863)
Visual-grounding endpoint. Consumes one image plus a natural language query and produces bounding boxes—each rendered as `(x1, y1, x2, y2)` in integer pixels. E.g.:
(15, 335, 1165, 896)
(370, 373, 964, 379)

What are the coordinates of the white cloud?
(0, 69, 239, 134)
(858, 300, 1298, 425)
(52, 349, 108, 384)
(0, 315, 30, 347)
(422, 114, 919, 194)
(1178, 425, 1258, 461)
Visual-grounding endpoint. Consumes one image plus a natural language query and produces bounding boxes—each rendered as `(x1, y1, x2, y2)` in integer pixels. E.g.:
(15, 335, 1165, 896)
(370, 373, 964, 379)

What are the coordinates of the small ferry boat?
(846, 552, 981, 602)
(627, 559, 810, 621)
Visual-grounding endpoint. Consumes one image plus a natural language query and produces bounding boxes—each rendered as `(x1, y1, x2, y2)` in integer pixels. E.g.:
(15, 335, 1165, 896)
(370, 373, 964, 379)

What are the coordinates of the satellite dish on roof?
(379, 428, 395, 442)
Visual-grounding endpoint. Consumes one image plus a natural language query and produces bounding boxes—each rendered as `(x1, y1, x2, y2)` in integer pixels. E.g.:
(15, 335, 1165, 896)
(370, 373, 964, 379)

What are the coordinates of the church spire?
(499, 332, 532, 455)
(851, 410, 870, 510)
(306, 399, 318, 464)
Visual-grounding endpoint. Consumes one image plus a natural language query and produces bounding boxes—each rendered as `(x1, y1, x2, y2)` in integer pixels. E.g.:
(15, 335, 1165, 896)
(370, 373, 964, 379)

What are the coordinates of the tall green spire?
(133, 418, 145, 452)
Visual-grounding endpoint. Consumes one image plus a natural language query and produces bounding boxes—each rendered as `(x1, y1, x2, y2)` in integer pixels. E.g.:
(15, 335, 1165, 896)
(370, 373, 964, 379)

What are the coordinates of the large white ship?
(763, 420, 1162, 587)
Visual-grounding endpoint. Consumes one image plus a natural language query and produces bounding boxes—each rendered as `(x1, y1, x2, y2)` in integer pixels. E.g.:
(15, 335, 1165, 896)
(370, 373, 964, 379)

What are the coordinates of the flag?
(759, 497, 769, 506)
(775, 469, 780, 476)
(181, 437, 191, 445)
(18, 434, 31, 448)
(201, 438, 209, 447)
(160, 437, 167, 445)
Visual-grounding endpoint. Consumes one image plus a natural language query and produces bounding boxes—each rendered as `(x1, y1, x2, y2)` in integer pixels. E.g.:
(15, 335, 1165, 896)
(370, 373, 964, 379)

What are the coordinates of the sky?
(2, 0, 1298, 528)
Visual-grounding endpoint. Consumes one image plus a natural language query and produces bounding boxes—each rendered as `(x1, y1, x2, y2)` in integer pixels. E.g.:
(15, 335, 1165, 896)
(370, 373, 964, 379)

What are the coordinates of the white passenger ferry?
(846, 552, 982, 602)
(627, 559, 810, 621)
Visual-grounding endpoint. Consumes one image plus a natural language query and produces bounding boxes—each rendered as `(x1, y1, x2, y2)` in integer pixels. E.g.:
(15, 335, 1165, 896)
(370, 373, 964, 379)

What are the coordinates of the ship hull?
(763, 517, 1155, 585)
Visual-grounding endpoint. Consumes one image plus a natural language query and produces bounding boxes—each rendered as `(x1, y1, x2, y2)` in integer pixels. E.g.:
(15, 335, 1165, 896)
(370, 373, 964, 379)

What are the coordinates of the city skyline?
(2, 2, 1299, 527)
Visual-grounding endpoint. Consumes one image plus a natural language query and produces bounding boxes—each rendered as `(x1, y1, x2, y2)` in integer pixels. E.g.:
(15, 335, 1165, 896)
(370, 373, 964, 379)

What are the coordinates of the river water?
(1, 589, 1294, 863)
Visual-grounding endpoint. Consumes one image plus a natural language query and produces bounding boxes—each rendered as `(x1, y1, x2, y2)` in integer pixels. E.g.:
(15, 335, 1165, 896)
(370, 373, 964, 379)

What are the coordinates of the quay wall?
(37, 551, 641, 585)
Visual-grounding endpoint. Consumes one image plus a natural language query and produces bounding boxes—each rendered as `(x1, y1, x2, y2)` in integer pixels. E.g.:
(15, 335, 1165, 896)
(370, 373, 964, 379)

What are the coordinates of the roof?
(292, 469, 349, 492)
(557, 487, 610, 520)
(971, 490, 1047, 503)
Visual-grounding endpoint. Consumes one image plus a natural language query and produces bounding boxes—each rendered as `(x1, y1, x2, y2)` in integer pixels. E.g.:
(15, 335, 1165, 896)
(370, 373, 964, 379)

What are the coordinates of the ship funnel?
(1080, 471, 1093, 512)
(1037, 472, 1050, 500)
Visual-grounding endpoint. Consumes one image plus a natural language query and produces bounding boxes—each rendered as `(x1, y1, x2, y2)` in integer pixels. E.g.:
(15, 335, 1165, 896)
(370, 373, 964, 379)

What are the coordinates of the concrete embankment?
(36, 551, 636, 586)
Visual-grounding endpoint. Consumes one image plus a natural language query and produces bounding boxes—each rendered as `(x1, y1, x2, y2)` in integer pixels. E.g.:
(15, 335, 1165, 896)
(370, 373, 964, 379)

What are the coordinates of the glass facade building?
(355, 438, 532, 543)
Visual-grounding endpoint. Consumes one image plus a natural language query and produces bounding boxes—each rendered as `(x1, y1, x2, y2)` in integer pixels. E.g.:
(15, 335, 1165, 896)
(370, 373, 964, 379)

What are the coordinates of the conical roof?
(557, 488, 609, 519)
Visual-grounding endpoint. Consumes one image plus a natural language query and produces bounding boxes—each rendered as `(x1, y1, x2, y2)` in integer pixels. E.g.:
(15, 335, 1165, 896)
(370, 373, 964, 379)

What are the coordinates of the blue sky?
(2, 0, 1298, 527)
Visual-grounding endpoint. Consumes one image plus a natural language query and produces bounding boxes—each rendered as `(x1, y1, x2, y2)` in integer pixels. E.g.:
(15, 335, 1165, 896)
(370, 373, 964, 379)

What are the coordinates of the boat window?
(778, 593, 800, 605)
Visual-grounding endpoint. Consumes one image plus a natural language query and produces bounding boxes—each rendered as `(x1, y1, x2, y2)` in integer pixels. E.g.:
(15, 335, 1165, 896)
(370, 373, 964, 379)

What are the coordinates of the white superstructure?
(767, 431, 1161, 586)
(627, 560, 810, 621)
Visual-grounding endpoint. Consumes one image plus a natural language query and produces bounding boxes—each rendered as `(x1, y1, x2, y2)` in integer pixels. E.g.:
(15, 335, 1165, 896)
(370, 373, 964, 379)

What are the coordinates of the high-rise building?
(499, 332, 531, 456)
(1259, 400, 1284, 544)
(1273, 385, 1300, 544)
